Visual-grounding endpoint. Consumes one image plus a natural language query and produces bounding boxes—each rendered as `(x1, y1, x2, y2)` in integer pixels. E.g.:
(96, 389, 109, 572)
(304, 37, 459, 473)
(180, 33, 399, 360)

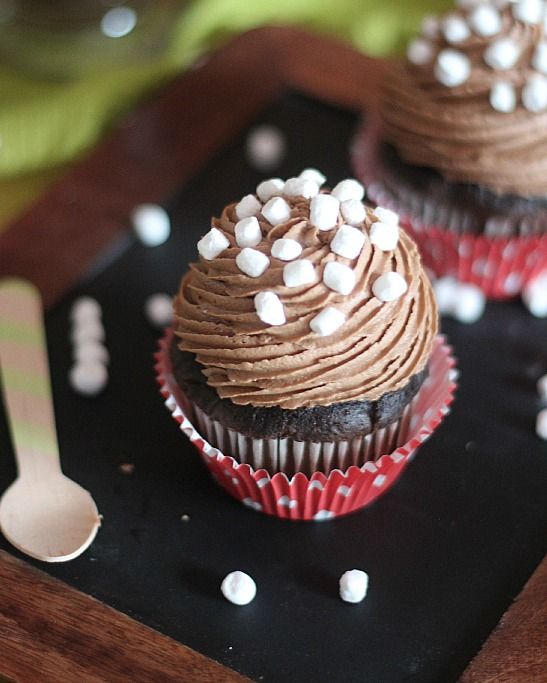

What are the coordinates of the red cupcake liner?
(352, 122, 547, 301)
(154, 330, 457, 521)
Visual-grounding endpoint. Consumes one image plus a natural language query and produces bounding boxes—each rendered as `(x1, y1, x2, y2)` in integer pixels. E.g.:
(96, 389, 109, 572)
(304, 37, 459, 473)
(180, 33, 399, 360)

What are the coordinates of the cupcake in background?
(353, 0, 547, 299)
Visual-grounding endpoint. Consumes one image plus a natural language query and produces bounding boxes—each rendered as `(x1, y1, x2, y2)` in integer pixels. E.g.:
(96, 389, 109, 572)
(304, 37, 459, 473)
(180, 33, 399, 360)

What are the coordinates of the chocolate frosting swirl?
(382, 5, 547, 197)
(173, 194, 437, 410)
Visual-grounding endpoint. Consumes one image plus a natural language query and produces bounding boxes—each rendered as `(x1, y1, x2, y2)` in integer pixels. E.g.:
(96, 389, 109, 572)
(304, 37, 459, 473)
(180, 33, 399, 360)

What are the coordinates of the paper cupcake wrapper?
(352, 122, 547, 301)
(155, 331, 457, 521)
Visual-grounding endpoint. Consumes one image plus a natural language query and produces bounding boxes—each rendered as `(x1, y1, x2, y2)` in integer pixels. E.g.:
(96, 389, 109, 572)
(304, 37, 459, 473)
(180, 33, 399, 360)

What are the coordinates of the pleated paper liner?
(352, 121, 547, 301)
(155, 329, 457, 521)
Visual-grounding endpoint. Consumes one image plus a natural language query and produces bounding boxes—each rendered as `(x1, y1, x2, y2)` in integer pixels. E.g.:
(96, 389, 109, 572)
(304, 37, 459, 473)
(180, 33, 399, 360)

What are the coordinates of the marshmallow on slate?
(339, 569, 369, 604)
(442, 14, 471, 43)
(271, 238, 302, 261)
(469, 4, 502, 36)
(453, 283, 486, 323)
(433, 277, 459, 315)
(310, 193, 340, 231)
(256, 178, 284, 202)
(254, 291, 286, 326)
(197, 227, 230, 260)
(537, 374, 547, 400)
(330, 225, 366, 260)
(144, 293, 173, 328)
(261, 196, 291, 226)
(331, 179, 365, 203)
(407, 38, 434, 65)
(221, 571, 257, 606)
(283, 259, 316, 287)
(235, 216, 262, 248)
(236, 248, 270, 278)
(70, 297, 101, 324)
(522, 273, 547, 317)
(490, 81, 517, 113)
(309, 306, 345, 336)
(522, 74, 547, 112)
(372, 272, 408, 302)
(370, 221, 400, 252)
(131, 203, 171, 247)
(299, 168, 327, 186)
(373, 206, 399, 226)
(235, 194, 262, 220)
(71, 319, 105, 345)
(69, 360, 108, 397)
(532, 42, 547, 75)
(513, 0, 544, 24)
(421, 14, 439, 38)
(283, 177, 320, 199)
(74, 341, 109, 365)
(341, 199, 366, 226)
(323, 261, 356, 295)
(435, 49, 471, 86)
(246, 125, 286, 171)
(536, 409, 547, 440)
(484, 38, 520, 70)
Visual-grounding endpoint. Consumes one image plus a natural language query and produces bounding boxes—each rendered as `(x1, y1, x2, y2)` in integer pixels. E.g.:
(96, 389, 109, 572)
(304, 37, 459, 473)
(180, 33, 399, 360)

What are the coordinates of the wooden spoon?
(0, 278, 101, 562)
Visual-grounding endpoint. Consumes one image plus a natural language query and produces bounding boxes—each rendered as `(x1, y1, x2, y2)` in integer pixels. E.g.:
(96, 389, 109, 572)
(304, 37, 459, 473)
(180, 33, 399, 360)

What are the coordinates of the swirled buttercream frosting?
(382, 1, 547, 197)
(173, 172, 437, 410)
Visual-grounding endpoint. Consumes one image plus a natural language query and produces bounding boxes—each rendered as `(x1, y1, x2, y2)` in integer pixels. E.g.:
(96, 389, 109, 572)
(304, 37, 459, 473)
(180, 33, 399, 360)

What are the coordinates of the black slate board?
(1, 93, 547, 683)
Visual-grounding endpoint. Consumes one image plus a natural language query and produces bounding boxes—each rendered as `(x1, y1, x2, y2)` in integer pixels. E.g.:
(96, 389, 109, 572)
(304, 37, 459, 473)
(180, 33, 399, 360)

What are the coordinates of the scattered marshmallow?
(236, 248, 270, 278)
(407, 38, 434, 66)
(442, 14, 471, 44)
(522, 273, 547, 317)
(71, 319, 105, 345)
(256, 178, 284, 202)
(331, 179, 365, 203)
(254, 291, 286, 326)
(235, 194, 262, 220)
(433, 277, 459, 315)
(131, 204, 171, 247)
(453, 283, 486, 323)
(74, 341, 110, 365)
(309, 306, 345, 336)
(197, 227, 230, 260)
(299, 168, 326, 186)
(536, 408, 547, 440)
(373, 206, 399, 226)
(435, 49, 471, 87)
(69, 360, 108, 397)
(283, 259, 316, 287)
(490, 81, 517, 113)
(537, 374, 547, 400)
(469, 4, 502, 36)
(484, 38, 520, 70)
(261, 196, 292, 226)
(271, 238, 302, 261)
(70, 297, 102, 324)
(283, 177, 320, 199)
(330, 225, 366, 260)
(513, 0, 544, 24)
(235, 216, 262, 248)
(221, 571, 257, 606)
(341, 199, 366, 226)
(323, 261, 356, 295)
(339, 569, 369, 604)
(522, 74, 547, 112)
(370, 221, 400, 252)
(246, 125, 286, 172)
(421, 14, 439, 39)
(145, 293, 173, 328)
(532, 42, 547, 75)
(310, 194, 340, 231)
(372, 272, 408, 302)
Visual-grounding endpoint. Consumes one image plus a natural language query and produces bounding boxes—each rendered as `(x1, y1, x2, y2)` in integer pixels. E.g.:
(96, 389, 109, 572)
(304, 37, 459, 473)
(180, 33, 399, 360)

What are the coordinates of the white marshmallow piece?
(370, 221, 400, 252)
(341, 199, 366, 226)
(453, 283, 486, 323)
(537, 374, 547, 400)
(490, 81, 517, 113)
(339, 569, 369, 604)
(271, 238, 302, 261)
(522, 73, 547, 112)
(532, 42, 547, 76)
(442, 14, 471, 43)
(197, 227, 230, 260)
(71, 319, 105, 345)
(261, 196, 291, 226)
(407, 38, 434, 66)
(456, 0, 483, 7)
(246, 125, 286, 171)
(433, 277, 459, 315)
(131, 203, 171, 247)
(372, 272, 408, 302)
(310, 194, 340, 231)
(283, 177, 320, 199)
(144, 293, 173, 328)
(235, 194, 262, 220)
(536, 409, 547, 440)
(484, 38, 520, 70)
(435, 49, 471, 86)
(331, 179, 365, 203)
(513, 0, 544, 24)
(283, 259, 316, 288)
(323, 261, 356, 295)
(73, 341, 109, 365)
(522, 273, 547, 317)
(220, 571, 256, 606)
(299, 168, 327, 186)
(236, 248, 270, 278)
(309, 307, 346, 336)
(69, 360, 108, 397)
(70, 297, 101, 324)
(330, 225, 366, 260)
(469, 4, 502, 36)
(235, 216, 262, 248)
(256, 178, 284, 202)
(421, 15, 439, 39)
(373, 206, 399, 226)
(254, 291, 286, 326)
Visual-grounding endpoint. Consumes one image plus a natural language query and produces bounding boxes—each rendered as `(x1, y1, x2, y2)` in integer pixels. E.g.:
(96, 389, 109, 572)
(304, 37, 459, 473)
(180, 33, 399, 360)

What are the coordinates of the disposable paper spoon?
(0, 278, 100, 562)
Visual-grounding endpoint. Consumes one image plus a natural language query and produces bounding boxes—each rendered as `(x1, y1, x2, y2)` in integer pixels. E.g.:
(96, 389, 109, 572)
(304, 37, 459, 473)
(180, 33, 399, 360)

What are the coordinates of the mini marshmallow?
(484, 38, 520, 70)
(256, 178, 284, 202)
(236, 247, 270, 278)
(261, 196, 291, 226)
(513, 0, 544, 24)
(197, 227, 230, 260)
(323, 261, 356, 295)
(372, 272, 408, 302)
(469, 4, 502, 36)
(407, 38, 434, 65)
(283, 259, 316, 287)
(421, 15, 439, 39)
(71, 319, 105, 345)
(69, 360, 108, 397)
(310, 193, 340, 231)
(70, 297, 101, 324)
(373, 206, 399, 226)
(235, 194, 262, 220)
(433, 277, 459, 315)
(341, 199, 366, 226)
(254, 291, 286, 326)
(537, 374, 547, 400)
(221, 571, 256, 606)
(299, 168, 326, 186)
(74, 341, 109, 365)
(522, 273, 547, 317)
(246, 125, 286, 171)
(235, 216, 262, 248)
(271, 238, 302, 261)
(536, 408, 547, 440)
(339, 569, 369, 604)
(331, 179, 365, 203)
(131, 203, 171, 247)
(330, 225, 366, 260)
(370, 221, 400, 252)
(452, 283, 486, 323)
(456, 0, 483, 8)
(283, 177, 320, 199)
(435, 49, 471, 86)
(522, 73, 547, 112)
(144, 293, 173, 328)
(490, 81, 517, 113)
(309, 306, 345, 336)
(532, 42, 547, 75)
(442, 14, 471, 43)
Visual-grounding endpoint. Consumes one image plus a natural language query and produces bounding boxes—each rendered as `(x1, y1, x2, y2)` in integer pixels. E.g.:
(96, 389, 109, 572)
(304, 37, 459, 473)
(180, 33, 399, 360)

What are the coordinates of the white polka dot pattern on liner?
(236, 248, 269, 278)
(330, 225, 366, 260)
(323, 261, 356, 295)
(309, 307, 346, 336)
(197, 227, 230, 260)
